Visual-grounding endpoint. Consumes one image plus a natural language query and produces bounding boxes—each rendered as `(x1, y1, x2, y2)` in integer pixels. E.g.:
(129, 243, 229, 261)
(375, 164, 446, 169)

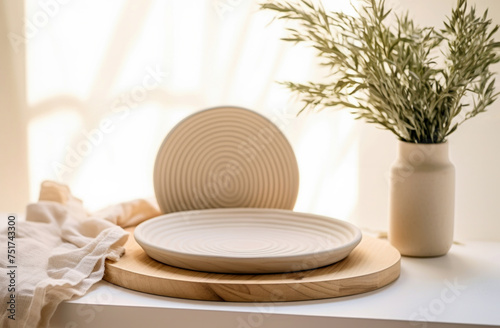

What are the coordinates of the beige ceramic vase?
(389, 141, 455, 257)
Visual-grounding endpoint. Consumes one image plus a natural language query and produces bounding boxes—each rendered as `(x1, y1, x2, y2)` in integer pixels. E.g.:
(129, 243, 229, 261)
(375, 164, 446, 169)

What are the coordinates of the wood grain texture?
(103, 228, 401, 302)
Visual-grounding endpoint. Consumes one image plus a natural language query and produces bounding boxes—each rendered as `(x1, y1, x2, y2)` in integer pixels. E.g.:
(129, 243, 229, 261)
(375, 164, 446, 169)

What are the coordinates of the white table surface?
(50, 239, 500, 328)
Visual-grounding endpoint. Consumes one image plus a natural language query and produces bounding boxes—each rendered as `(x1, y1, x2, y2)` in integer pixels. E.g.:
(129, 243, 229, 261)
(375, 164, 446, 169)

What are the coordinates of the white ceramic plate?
(153, 106, 299, 214)
(134, 208, 362, 274)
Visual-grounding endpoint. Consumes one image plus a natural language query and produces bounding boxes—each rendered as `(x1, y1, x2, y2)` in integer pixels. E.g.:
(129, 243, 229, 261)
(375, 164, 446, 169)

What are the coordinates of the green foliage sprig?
(261, 0, 500, 143)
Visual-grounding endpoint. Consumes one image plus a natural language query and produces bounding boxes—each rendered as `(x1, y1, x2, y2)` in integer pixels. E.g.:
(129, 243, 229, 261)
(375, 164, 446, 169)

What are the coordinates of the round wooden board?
(103, 227, 401, 302)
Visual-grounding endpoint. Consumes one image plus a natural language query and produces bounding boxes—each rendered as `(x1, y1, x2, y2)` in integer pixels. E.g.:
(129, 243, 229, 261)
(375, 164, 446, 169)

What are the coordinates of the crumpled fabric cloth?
(0, 181, 161, 328)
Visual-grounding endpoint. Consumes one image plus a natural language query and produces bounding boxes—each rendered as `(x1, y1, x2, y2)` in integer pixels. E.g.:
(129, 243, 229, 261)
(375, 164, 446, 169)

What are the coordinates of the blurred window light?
(20, 0, 360, 220)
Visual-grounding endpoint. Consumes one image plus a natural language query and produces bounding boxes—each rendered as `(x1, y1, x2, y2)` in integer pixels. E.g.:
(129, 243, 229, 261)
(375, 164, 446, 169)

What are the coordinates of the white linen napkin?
(0, 181, 161, 328)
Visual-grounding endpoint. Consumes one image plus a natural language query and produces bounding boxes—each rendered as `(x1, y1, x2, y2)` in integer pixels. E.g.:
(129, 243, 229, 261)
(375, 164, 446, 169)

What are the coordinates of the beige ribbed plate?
(134, 208, 362, 274)
(153, 106, 299, 214)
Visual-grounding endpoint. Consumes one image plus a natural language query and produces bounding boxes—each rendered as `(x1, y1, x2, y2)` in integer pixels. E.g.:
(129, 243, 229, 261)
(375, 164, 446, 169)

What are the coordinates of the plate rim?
(134, 208, 362, 262)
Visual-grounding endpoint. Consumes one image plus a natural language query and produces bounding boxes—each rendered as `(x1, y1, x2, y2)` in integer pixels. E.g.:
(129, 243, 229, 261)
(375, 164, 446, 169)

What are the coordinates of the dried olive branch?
(261, 0, 500, 143)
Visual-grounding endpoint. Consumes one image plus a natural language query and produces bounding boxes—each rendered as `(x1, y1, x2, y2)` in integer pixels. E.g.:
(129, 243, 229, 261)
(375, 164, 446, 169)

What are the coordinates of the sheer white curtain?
(0, 1, 29, 212)
(7, 0, 361, 223)
(4, 0, 500, 241)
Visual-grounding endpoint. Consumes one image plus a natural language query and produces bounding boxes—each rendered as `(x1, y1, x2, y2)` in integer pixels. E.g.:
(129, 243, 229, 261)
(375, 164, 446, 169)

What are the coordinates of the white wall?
(354, 0, 500, 241)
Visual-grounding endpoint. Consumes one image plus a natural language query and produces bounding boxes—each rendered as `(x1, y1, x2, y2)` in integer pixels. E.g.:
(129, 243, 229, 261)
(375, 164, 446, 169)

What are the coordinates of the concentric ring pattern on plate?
(153, 106, 299, 214)
(134, 208, 362, 274)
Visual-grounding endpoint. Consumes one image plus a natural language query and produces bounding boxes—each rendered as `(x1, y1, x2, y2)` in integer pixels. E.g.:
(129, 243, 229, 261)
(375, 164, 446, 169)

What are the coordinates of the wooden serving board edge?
(103, 233, 401, 302)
